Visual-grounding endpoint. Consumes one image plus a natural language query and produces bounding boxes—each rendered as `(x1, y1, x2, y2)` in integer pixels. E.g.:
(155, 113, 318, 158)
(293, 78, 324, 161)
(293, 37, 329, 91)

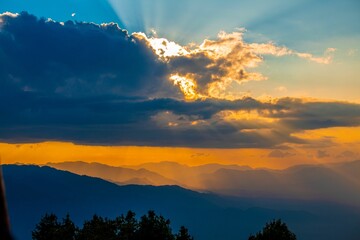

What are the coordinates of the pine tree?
(175, 226, 194, 240)
(248, 219, 297, 240)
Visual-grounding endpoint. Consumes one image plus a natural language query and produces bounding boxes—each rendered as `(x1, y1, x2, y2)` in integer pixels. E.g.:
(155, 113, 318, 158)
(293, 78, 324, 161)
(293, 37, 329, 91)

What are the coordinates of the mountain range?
(3, 164, 360, 240)
(48, 160, 360, 207)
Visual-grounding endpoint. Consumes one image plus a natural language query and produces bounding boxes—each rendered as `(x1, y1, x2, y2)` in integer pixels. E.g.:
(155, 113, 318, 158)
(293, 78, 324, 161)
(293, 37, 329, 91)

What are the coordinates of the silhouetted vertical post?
(0, 158, 12, 240)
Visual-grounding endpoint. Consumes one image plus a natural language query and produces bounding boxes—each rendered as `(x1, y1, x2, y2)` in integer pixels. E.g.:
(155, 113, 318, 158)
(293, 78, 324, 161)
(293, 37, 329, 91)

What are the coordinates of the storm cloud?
(0, 11, 172, 98)
(0, 12, 359, 148)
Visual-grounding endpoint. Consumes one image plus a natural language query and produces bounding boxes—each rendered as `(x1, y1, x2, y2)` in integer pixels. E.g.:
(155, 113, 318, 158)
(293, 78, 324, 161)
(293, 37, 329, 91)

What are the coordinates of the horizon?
(3, 142, 360, 170)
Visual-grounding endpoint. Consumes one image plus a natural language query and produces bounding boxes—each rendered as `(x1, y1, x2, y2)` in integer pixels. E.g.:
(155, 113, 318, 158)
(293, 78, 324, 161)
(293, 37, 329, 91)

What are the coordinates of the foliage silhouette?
(248, 219, 297, 240)
(32, 211, 193, 240)
(175, 226, 194, 240)
(136, 210, 174, 240)
(77, 215, 117, 240)
(32, 213, 77, 240)
(33, 213, 297, 240)
(114, 211, 138, 240)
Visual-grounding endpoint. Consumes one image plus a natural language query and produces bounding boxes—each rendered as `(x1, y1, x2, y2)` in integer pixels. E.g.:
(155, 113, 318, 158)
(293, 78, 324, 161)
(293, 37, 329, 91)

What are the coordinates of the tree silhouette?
(77, 215, 117, 240)
(248, 219, 297, 240)
(136, 210, 174, 240)
(175, 226, 194, 240)
(114, 211, 138, 240)
(32, 213, 77, 240)
(32, 211, 193, 240)
(61, 214, 78, 240)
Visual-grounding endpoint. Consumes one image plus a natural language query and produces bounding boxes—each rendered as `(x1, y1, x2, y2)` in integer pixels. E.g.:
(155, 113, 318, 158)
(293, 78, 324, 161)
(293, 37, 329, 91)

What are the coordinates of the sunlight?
(169, 74, 201, 100)
(219, 110, 277, 123)
(292, 127, 360, 144)
(132, 32, 189, 60)
(146, 37, 189, 58)
(0, 141, 296, 169)
(108, 0, 145, 31)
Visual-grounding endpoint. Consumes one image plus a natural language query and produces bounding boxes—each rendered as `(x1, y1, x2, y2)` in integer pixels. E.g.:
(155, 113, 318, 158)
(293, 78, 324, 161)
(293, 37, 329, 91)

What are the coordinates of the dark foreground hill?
(3, 165, 360, 240)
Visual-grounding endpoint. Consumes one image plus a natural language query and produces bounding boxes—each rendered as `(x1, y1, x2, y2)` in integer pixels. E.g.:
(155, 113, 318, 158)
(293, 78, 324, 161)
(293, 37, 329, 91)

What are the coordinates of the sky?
(0, 0, 359, 168)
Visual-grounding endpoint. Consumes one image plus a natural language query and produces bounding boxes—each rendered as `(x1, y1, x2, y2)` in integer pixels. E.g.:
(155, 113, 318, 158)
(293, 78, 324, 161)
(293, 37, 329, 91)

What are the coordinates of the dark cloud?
(0, 91, 293, 147)
(266, 98, 360, 130)
(1, 12, 360, 148)
(0, 12, 172, 98)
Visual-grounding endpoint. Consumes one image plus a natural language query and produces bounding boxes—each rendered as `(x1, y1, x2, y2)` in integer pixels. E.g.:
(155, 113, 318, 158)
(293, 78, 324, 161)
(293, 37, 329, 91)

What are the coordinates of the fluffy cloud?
(137, 30, 335, 99)
(0, 12, 356, 148)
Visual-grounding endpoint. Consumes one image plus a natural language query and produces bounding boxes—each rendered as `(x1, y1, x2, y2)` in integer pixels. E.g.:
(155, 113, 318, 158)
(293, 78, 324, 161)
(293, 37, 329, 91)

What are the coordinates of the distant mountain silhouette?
(47, 161, 181, 186)
(134, 161, 252, 175)
(49, 161, 251, 190)
(3, 165, 360, 240)
(199, 160, 360, 206)
(47, 160, 360, 207)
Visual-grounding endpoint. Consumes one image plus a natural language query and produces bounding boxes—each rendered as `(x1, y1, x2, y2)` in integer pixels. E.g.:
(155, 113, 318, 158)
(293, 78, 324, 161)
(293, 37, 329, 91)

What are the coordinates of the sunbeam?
(108, 0, 144, 31)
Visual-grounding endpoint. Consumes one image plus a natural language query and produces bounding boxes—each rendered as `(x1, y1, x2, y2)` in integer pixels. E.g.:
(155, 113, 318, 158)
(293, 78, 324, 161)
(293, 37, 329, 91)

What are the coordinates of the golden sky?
(1, 126, 359, 169)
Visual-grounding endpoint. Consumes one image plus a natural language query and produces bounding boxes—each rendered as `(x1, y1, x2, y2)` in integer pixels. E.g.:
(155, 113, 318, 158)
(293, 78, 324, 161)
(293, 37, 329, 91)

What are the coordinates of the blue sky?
(1, 0, 359, 45)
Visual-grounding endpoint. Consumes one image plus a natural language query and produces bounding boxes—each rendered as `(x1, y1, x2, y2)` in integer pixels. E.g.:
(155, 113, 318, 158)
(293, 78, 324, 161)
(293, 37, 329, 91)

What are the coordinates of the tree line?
(32, 210, 193, 240)
(32, 211, 296, 240)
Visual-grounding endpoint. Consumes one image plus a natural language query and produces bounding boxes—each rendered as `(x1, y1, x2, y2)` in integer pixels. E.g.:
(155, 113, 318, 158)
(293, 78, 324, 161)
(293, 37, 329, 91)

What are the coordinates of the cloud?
(295, 48, 336, 64)
(275, 86, 288, 92)
(347, 49, 358, 56)
(0, 12, 335, 101)
(0, 12, 357, 148)
(1, 91, 359, 147)
(0, 93, 290, 147)
(317, 150, 330, 158)
(336, 151, 357, 159)
(276, 99, 360, 130)
(137, 30, 335, 100)
(0, 11, 173, 99)
(268, 150, 295, 158)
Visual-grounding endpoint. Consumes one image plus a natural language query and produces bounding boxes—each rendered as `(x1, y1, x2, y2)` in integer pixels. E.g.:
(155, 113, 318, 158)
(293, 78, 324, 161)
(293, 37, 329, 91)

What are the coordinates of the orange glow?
(218, 110, 277, 123)
(133, 32, 188, 60)
(169, 74, 202, 100)
(1, 128, 359, 169)
(292, 126, 360, 143)
(0, 141, 287, 169)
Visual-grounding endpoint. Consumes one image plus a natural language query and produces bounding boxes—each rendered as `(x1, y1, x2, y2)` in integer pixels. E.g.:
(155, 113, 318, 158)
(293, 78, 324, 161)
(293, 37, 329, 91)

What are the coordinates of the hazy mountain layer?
(3, 165, 360, 240)
(47, 161, 180, 186)
(47, 160, 360, 206)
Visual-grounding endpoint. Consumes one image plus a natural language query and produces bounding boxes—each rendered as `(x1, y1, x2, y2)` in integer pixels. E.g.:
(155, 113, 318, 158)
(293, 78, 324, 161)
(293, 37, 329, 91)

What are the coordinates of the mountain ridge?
(3, 164, 360, 240)
(43, 160, 360, 207)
